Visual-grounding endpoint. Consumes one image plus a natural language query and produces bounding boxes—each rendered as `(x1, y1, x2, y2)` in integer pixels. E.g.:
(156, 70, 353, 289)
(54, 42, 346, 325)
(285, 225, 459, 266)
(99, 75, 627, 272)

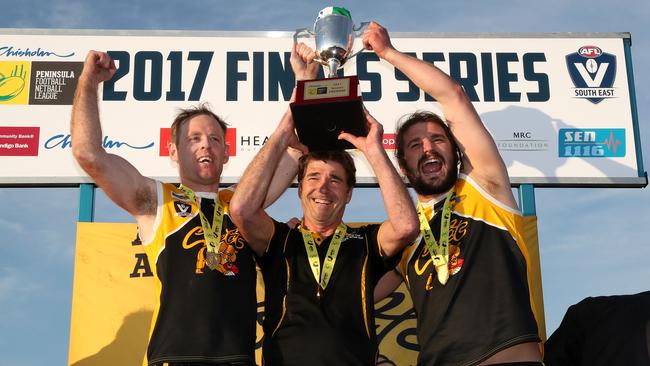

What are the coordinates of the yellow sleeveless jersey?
(398, 174, 540, 366)
(142, 182, 256, 365)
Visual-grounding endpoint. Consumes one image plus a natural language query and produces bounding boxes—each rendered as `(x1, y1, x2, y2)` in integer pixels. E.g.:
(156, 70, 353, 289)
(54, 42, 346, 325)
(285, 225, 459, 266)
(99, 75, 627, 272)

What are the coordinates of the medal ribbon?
(178, 185, 225, 257)
(301, 223, 347, 294)
(417, 191, 453, 285)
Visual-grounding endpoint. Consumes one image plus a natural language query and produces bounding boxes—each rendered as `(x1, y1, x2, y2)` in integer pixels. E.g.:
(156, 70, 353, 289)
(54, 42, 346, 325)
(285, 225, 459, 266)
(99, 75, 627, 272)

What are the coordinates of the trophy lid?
(315, 6, 352, 24)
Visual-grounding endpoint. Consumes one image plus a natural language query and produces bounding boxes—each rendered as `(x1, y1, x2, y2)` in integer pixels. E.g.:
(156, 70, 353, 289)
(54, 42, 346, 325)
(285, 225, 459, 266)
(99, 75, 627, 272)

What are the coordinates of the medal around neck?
(178, 186, 225, 272)
(291, 6, 369, 151)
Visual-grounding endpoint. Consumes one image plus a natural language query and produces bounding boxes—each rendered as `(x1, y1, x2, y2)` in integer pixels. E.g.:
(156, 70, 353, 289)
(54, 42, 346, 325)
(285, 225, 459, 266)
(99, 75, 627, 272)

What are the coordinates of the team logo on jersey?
(184, 226, 246, 276)
(415, 217, 469, 290)
(566, 45, 616, 104)
(173, 201, 192, 217)
(344, 232, 364, 240)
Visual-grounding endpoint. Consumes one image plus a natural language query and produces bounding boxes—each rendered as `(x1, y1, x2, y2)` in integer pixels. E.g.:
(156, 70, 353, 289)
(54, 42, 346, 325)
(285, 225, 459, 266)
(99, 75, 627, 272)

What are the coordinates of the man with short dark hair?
(71, 50, 299, 366)
(228, 43, 419, 365)
(366, 22, 543, 366)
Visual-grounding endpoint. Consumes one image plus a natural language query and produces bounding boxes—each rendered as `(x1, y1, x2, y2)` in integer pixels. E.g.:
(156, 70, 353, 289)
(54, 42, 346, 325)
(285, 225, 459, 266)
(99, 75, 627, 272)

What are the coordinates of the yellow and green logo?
(0, 62, 30, 105)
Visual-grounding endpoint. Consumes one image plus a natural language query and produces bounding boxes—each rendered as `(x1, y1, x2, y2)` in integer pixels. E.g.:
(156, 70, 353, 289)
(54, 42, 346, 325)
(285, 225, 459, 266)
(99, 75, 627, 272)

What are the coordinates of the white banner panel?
(0, 29, 645, 186)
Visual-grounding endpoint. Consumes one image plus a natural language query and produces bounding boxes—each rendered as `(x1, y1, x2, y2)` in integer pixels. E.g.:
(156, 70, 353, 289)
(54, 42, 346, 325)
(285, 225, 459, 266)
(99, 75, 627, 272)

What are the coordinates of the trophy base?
(291, 98, 366, 151)
(291, 76, 367, 151)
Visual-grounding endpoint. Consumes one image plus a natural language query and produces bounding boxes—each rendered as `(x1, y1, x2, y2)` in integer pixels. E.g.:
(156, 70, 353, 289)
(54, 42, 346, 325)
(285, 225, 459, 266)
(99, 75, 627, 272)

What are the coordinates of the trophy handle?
(293, 27, 314, 44)
(347, 22, 370, 60)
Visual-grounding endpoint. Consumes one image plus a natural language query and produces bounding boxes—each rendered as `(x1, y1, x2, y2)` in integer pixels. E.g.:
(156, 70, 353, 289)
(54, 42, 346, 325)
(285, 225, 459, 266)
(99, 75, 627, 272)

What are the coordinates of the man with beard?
(366, 23, 543, 365)
(71, 50, 300, 366)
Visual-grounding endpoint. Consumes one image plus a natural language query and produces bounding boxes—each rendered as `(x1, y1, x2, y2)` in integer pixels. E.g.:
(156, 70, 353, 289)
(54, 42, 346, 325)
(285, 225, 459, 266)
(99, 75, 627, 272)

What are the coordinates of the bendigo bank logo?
(159, 127, 237, 157)
(566, 45, 616, 104)
(0, 127, 39, 156)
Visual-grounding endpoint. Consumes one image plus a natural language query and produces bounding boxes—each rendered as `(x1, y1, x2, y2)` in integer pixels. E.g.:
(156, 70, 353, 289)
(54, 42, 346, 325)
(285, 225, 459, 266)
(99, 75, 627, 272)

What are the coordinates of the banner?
(0, 30, 645, 187)
(69, 221, 544, 365)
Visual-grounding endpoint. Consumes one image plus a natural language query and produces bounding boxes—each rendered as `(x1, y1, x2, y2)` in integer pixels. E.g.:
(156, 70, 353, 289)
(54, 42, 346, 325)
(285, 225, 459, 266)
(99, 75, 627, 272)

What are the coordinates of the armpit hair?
(134, 183, 157, 216)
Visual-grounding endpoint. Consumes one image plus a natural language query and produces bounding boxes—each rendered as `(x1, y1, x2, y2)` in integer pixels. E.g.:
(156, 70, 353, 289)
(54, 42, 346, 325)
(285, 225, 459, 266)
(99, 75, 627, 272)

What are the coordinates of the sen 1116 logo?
(558, 128, 625, 158)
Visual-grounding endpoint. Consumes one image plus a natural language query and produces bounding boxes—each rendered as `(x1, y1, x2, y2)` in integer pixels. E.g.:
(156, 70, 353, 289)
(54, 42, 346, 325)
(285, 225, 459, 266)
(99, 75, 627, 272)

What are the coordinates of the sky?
(1, 1, 649, 365)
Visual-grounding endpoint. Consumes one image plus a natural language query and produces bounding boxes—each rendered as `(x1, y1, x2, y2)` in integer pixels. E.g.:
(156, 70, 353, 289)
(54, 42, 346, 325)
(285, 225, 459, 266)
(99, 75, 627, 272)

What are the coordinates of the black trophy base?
(290, 99, 367, 151)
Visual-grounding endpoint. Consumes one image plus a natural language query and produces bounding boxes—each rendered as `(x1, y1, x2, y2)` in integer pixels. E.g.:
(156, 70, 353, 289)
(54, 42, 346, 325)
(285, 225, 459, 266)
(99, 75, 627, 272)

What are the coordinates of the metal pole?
(78, 183, 95, 222)
(518, 184, 536, 216)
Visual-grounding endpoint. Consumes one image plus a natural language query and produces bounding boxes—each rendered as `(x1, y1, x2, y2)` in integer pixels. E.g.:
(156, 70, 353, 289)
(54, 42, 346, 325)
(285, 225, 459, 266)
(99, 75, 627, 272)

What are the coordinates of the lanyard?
(301, 222, 347, 298)
(179, 185, 224, 270)
(417, 191, 453, 285)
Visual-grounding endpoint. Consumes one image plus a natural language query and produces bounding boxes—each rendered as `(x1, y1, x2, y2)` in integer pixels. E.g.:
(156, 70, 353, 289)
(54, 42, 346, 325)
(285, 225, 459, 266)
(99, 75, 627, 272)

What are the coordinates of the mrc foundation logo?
(566, 45, 616, 104)
(159, 128, 237, 157)
(0, 62, 30, 104)
(558, 128, 625, 158)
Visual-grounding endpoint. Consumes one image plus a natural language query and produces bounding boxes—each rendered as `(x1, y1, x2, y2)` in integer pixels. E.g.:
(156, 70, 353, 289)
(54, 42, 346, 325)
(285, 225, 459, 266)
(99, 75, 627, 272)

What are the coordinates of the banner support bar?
(78, 183, 95, 222)
(518, 184, 536, 216)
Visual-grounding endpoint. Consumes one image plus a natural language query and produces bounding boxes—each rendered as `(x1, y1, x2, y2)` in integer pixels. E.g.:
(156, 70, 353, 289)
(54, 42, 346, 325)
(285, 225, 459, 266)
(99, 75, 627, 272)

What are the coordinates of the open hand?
(338, 107, 384, 154)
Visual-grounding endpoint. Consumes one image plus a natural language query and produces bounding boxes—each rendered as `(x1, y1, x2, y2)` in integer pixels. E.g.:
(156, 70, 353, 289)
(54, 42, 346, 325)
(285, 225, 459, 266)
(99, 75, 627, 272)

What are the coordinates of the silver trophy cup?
(290, 8, 369, 151)
(294, 13, 368, 78)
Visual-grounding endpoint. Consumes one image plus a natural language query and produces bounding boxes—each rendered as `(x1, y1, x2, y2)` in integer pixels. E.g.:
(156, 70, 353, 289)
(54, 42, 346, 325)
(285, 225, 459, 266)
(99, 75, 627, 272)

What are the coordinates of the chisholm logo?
(44, 134, 154, 150)
(0, 46, 74, 58)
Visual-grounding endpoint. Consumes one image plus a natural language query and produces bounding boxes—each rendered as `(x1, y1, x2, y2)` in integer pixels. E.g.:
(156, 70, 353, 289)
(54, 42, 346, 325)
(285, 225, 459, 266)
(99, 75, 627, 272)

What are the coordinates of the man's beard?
(405, 154, 459, 196)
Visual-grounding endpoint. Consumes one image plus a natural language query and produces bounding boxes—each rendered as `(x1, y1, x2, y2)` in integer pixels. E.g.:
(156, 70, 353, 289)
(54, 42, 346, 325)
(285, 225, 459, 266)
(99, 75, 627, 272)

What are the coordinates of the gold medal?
(177, 186, 226, 274)
(417, 190, 453, 286)
(205, 251, 221, 270)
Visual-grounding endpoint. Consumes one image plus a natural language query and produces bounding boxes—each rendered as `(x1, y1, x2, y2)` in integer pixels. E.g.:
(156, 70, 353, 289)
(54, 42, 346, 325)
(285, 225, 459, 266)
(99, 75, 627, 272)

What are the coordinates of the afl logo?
(578, 46, 602, 58)
(566, 45, 616, 104)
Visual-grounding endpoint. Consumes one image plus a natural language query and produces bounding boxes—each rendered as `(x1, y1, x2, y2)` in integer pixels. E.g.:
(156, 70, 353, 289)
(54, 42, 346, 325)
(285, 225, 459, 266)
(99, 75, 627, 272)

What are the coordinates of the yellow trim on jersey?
(361, 254, 371, 339)
(271, 258, 291, 338)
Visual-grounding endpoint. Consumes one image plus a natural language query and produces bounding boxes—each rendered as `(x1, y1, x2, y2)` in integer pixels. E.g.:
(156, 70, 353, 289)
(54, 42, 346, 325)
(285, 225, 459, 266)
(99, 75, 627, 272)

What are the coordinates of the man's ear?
(169, 142, 178, 163)
(223, 143, 230, 164)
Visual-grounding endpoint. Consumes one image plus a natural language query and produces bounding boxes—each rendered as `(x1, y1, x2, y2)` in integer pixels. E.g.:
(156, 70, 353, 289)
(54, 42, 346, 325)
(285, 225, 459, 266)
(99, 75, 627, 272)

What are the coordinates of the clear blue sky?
(1, 1, 649, 365)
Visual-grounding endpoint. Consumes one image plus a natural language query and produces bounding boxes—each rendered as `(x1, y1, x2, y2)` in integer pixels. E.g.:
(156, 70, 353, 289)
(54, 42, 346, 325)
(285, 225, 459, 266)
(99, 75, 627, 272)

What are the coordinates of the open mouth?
(313, 198, 333, 206)
(198, 156, 213, 165)
(419, 155, 443, 175)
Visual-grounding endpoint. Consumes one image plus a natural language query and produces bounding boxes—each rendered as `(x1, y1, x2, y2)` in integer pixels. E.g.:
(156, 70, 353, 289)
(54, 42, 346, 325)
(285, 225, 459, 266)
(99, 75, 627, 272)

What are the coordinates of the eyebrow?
(408, 132, 447, 144)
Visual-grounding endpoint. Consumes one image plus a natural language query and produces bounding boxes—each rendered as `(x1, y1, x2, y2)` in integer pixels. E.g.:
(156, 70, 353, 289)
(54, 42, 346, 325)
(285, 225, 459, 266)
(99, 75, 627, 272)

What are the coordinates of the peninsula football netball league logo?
(566, 45, 617, 104)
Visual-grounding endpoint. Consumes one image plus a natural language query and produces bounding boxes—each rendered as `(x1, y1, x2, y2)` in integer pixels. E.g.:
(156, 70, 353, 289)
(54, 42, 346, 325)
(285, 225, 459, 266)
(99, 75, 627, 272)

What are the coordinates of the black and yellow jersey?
(258, 221, 397, 366)
(142, 182, 256, 365)
(397, 174, 540, 366)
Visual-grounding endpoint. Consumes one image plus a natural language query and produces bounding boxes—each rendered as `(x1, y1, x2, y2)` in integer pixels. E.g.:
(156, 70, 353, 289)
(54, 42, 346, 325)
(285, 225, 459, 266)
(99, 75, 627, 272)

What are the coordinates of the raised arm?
(257, 42, 320, 208)
(364, 22, 517, 209)
(339, 110, 419, 257)
(229, 109, 302, 256)
(71, 51, 157, 226)
(230, 42, 318, 255)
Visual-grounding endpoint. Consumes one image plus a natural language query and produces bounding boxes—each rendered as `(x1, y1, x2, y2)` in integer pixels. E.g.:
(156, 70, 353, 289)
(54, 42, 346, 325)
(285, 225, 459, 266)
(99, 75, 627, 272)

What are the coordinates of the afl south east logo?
(566, 45, 617, 104)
